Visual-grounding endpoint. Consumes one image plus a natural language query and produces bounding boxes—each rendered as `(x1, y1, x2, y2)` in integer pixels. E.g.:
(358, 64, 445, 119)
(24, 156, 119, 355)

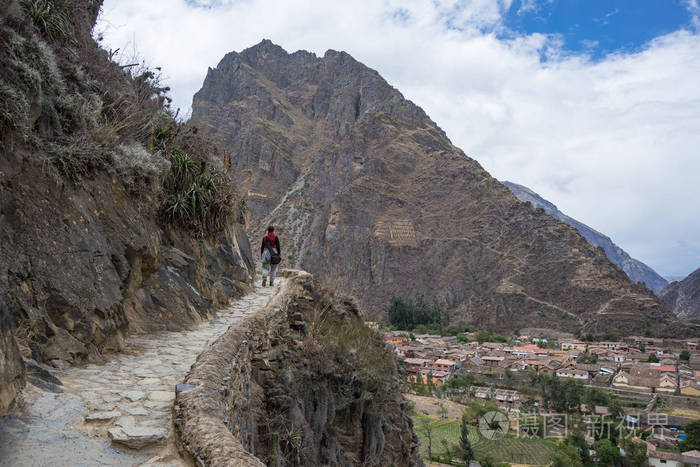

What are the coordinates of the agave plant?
(160, 147, 238, 236)
(170, 150, 200, 189)
(187, 180, 209, 221)
(165, 193, 191, 222)
(20, 0, 72, 44)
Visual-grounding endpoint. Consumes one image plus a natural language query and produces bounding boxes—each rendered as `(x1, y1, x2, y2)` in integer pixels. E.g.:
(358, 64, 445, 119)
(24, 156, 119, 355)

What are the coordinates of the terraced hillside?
(503, 181, 668, 293)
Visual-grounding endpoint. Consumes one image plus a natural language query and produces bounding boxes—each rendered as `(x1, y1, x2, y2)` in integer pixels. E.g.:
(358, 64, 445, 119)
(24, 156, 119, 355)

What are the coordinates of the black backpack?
(266, 237, 282, 265)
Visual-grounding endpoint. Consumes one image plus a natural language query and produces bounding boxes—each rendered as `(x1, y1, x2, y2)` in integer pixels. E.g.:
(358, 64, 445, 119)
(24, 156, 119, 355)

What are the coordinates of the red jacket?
(260, 234, 281, 255)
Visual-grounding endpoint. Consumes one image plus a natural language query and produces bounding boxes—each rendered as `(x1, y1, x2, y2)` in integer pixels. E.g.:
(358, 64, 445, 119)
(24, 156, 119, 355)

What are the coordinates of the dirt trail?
(0, 283, 279, 467)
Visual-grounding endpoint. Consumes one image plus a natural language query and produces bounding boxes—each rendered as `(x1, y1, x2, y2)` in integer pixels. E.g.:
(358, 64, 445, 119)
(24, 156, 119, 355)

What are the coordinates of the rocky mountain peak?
(659, 268, 700, 321)
(191, 41, 695, 337)
(196, 40, 430, 132)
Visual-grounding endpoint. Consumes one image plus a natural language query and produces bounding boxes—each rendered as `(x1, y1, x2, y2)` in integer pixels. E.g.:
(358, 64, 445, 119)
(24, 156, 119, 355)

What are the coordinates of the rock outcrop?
(191, 40, 693, 337)
(502, 181, 668, 293)
(0, 160, 253, 364)
(0, 300, 24, 414)
(175, 271, 423, 466)
(659, 268, 700, 321)
(0, 0, 253, 410)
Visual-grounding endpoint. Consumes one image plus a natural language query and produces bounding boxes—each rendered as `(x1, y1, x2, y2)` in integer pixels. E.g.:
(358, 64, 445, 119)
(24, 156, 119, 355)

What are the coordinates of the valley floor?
(0, 284, 279, 466)
(408, 394, 556, 466)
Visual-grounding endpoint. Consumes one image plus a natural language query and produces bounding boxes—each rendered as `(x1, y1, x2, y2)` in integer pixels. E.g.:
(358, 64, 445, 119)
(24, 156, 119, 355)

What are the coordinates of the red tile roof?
(514, 344, 539, 352)
(649, 365, 675, 372)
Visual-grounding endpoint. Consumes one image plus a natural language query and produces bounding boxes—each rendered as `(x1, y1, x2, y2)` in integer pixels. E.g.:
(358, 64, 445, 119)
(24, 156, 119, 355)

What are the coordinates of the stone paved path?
(0, 283, 278, 467)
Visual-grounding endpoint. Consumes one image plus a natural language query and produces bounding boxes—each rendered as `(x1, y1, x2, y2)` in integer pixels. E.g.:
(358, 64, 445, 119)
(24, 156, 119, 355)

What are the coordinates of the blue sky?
(99, 0, 700, 279)
(503, 0, 695, 58)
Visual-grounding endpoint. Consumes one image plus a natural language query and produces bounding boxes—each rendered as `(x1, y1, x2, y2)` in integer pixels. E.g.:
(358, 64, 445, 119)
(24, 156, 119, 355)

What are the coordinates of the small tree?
(427, 372, 435, 393)
(680, 349, 690, 361)
(551, 441, 583, 467)
(438, 403, 448, 420)
(418, 421, 434, 461)
(620, 438, 648, 467)
(680, 419, 700, 451)
(441, 439, 452, 463)
(596, 438, 621, 466)
(459, 414, 475, 465)
(568, 429, 590, 464)
(647, 353, 659, 363)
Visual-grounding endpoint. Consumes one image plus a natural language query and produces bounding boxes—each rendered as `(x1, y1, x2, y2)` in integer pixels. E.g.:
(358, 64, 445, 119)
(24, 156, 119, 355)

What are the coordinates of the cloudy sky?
(98, 0, 700, 279)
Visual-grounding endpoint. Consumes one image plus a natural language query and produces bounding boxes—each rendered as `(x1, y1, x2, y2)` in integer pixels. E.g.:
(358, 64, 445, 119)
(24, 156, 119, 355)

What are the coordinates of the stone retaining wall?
(173, 270, 423, 466)
(174, 271, 308, 466)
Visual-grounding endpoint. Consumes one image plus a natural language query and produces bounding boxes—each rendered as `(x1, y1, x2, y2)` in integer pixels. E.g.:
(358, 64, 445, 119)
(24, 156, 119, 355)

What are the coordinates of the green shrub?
(474, 330, 507, 343)
(446, 374, 474, 388)
(113, 142, 170, 194)
(46, 135, 106, 182)
(169, 150, 201, 190)
(457, 332, 470, 343)
(0, 84, 29, 137)
(578, 352, 597, 364)
(312, 302, 395, 393)
(160, 150, 237, 237)
(20, 0, 73, 44)
(387, 295, 448, 331)
(680, 420, 700, 452)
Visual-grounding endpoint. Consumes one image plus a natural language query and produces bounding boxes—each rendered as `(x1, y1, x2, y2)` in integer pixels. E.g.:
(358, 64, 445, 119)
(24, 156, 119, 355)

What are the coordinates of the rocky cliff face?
(191, 40, 693, 337)
(175, 271, 423, 466)
(0, 300, 24, 414)
(502, 181, 668, 293)
(659, 268, 700, 321)
(0, 0, 253, 410)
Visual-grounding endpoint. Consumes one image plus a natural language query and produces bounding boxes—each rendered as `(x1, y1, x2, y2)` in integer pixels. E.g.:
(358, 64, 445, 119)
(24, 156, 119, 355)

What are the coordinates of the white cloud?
(517, 0, 553, 15)
(98, 0, 700, 278)
(686, 0, 700, 29)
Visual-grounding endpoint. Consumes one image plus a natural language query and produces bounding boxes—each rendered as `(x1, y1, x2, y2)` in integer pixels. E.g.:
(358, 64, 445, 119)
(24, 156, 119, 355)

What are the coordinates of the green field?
(412, 414, 556, 465)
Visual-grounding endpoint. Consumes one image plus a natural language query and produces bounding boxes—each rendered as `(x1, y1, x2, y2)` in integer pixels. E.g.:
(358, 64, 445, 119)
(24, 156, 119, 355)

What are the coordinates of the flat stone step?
(124, 390, 147, 402)
(85, 410, 122, 422)
(121, 405, 149, 416)
(108, 426, 168, 449)
(148, 391, 175, 402)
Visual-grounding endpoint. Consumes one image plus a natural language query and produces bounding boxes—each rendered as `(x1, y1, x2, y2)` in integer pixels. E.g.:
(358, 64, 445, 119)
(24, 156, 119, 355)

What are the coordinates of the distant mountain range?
(502, 181, 668, 293)
(659, 268, 700, 321)
(665, 275, 686, 283)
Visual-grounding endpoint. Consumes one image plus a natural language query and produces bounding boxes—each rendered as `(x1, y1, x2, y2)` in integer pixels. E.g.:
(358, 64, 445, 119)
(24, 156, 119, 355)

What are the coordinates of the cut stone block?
(108, 426, 168, 449)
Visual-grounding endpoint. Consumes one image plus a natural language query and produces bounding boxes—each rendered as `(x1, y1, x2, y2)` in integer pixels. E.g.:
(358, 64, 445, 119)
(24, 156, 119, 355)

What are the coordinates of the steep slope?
(502, 181, 668, 293)
(659, 268, 700, 321)
(191, 40, 693, 337)
(175, 271, 422, 466)
(0, 0, 253, 412)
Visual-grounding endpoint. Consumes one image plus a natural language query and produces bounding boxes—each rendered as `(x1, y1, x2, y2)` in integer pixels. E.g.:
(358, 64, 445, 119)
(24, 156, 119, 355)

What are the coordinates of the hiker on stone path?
(260, 225, 281, 286)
